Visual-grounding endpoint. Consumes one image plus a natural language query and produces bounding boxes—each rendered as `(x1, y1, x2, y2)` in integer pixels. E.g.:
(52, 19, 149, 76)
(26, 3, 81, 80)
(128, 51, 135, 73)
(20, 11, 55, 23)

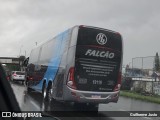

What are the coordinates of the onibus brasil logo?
(96, 33, 107, 45)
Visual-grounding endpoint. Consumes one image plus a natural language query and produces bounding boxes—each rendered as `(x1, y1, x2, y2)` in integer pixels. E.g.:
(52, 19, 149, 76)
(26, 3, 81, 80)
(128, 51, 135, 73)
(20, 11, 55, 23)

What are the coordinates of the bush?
(120, 90, 160, 104)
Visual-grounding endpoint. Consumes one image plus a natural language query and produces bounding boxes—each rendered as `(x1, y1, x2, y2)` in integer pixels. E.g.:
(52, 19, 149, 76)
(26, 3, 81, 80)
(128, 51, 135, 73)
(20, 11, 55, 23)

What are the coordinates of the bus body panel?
(51, 26, 79, 100)
(27, 29, 72, 94)
(74, 27, 122, 92)
(26, 25, 123, 104)
(63, 26, 123, 103)
(63, 86, 119, 103)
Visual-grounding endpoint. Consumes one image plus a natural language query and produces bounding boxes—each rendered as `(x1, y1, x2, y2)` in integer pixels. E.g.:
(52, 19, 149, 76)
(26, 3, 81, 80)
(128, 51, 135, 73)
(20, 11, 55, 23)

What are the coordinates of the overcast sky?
(0, 0, 160, 66)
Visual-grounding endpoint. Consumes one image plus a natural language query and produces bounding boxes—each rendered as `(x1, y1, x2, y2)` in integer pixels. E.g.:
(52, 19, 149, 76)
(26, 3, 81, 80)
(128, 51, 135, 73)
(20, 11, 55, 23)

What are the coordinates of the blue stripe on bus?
(32, 29, 70, 90)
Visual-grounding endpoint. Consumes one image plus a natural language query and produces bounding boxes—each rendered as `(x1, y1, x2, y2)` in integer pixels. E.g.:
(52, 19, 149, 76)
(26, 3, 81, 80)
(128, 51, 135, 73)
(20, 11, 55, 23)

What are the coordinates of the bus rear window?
(77, 27, 122, 52)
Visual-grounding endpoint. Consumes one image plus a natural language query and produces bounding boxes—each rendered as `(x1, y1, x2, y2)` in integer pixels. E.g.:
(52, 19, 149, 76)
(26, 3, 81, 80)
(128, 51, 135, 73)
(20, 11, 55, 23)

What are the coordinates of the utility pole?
(19, 45, 23, 71)
(25, 50, 26, 57)
(19, 45, 23, 57)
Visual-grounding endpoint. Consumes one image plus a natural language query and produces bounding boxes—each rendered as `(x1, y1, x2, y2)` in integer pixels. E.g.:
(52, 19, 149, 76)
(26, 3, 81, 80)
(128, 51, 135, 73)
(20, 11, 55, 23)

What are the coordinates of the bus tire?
(42, 83, 47, 100)
(44, 82, 52, 102)
(47, 83, 52, 102)
(26, 87, 32, 94)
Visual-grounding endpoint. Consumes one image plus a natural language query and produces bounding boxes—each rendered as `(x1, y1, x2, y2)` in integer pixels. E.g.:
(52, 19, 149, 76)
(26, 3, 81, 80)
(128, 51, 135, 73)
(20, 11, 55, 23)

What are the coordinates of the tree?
(154, 52, 160, 72)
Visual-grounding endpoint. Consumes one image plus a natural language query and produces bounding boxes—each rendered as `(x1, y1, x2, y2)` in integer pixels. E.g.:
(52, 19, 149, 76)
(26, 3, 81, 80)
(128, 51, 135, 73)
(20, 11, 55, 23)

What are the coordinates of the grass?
(120, 90, 160, 104)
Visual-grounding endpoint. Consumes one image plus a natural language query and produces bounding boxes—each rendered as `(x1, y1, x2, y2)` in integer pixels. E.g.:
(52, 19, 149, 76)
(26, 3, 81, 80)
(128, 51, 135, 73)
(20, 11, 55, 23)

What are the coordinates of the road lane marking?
(119, 109, 127, 111)
(30, 100, 40, 110)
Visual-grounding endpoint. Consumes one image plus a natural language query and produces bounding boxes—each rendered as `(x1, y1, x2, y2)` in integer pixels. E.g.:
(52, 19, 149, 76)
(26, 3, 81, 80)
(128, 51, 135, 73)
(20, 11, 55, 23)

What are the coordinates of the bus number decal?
(93, 80, 102, 85)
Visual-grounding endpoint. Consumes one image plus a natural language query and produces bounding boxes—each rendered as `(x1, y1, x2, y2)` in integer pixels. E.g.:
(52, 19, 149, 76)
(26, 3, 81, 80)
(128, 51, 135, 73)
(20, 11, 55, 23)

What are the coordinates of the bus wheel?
(42, 83, 47, 100)
(26, 82, 32, 94)
(27, 87, 32, 94)
(46, 83, 52, 102)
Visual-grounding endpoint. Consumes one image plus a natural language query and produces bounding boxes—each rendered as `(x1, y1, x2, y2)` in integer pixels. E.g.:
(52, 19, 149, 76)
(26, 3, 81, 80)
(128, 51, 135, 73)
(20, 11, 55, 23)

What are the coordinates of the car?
(0, 63, 59, 120)
(5, 70, 11, 81)
(11, 71, 25, 84)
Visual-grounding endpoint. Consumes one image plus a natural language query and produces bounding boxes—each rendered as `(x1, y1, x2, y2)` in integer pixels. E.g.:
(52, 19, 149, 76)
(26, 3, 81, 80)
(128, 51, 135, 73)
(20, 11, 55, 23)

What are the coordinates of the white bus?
(26, 25, 123, 111)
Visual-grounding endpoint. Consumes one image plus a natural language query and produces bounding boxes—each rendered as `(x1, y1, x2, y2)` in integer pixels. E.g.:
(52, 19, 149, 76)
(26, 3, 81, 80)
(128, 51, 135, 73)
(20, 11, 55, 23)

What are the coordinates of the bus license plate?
(91, 95, 101, 98)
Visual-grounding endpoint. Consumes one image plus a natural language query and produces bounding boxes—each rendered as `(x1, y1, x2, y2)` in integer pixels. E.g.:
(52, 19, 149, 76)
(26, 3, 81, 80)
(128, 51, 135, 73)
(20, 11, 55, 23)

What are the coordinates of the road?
(10, 81, 160, 120)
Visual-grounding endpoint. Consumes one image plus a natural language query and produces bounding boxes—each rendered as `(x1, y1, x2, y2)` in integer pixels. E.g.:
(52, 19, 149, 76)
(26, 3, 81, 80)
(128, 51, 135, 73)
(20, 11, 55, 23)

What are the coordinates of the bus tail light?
(29, 77, 33, 80)
(67, 67, 77, 89)
(27, 76, 33, 80)
(114, 72, 122, 91)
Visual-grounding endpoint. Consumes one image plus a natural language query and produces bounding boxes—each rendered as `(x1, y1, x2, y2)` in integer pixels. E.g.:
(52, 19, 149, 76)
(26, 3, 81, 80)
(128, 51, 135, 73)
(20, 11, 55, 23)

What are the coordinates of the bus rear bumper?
(64, 86, 120, 104)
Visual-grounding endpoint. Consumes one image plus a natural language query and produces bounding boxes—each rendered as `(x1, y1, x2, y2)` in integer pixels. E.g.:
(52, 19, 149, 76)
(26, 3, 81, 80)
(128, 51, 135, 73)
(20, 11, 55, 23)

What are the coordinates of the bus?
(25, 25, 123, 111)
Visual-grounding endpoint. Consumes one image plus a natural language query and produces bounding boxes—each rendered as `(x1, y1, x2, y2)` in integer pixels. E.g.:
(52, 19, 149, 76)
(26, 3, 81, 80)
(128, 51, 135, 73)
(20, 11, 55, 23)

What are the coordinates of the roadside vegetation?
(120, 90, 160, 104)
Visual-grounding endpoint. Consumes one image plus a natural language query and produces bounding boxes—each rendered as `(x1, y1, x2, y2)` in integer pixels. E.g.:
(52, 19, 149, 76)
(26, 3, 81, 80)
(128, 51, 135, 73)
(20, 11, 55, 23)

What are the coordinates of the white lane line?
(119, 109, 127, 111)
(30, 100, 40, 110)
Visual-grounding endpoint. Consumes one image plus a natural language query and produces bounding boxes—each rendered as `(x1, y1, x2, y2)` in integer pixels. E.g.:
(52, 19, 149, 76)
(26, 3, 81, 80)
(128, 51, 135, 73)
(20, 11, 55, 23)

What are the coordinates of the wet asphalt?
(10, 81, 160, 120)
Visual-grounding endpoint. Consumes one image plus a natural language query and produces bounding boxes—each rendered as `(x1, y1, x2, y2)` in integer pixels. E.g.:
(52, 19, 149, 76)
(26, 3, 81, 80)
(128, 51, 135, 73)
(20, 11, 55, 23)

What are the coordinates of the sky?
(0, 0, 160, 66)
